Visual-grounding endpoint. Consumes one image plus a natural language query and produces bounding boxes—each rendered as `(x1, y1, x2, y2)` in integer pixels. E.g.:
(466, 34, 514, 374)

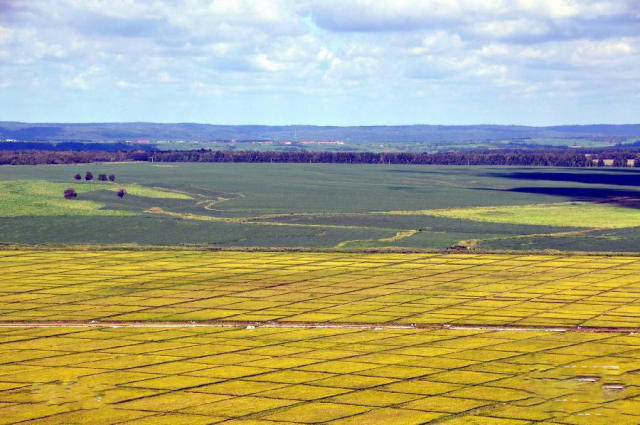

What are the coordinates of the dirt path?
(334, 229, 418, 249)
(0, 320, 637, 333)
(459, 227, 607, 250)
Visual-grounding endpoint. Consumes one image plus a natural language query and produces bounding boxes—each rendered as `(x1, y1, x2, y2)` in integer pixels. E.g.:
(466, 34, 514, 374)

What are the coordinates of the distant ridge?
(1, 122, 639, 142)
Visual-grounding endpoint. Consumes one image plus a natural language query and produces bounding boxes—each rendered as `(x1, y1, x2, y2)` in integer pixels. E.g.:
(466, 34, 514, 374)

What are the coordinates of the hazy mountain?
(1, 122, 639, 143)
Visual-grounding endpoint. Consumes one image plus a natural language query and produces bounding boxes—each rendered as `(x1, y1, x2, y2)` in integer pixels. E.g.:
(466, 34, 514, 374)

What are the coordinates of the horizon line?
(2, 121, 640, 128)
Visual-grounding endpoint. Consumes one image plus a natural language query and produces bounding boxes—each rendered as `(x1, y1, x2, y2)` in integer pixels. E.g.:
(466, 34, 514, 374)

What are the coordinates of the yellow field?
(1, 250, 640, 327)
(2, 249, 640, 424)
(1, 326, 640, 424)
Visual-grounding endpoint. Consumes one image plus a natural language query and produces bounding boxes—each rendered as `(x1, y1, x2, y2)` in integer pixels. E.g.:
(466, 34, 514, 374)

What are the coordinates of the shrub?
(64, 188, 77, 199)
(117, 189, 127, 198)
(74, 173, 82, 180)
(85, 171, 93, 181)
(98, 173, 107, 181)
(108, 174, 115, 182)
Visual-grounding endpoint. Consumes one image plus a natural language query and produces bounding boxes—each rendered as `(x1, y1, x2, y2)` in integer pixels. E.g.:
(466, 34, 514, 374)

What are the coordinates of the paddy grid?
(3, 250, 640, 424)
(2, 250, 640, 327)
(2, 326, 640, 424)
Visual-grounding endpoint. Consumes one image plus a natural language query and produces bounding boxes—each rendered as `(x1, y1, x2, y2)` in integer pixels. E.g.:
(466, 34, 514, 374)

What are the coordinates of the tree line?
(1, 149, 640, 167)
(75, 171, 116, 182)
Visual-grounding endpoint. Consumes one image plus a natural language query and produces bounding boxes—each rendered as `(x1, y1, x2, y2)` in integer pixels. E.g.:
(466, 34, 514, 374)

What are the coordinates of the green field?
(1, 163, 640, 251)
(0, 180, 190, 217)
(401, 201, 640, 228)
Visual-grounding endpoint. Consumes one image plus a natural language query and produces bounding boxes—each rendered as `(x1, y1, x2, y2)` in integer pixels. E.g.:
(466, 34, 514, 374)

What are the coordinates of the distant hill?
(0, 141, 155, 152)
(1, 122, 639, 143)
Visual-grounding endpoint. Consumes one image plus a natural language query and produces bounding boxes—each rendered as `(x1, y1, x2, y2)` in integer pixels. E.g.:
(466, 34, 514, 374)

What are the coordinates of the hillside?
(2, 122, 640, 143)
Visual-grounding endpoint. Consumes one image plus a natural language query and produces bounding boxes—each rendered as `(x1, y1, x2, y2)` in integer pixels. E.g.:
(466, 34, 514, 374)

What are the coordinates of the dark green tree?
(64, 188, 77, 199)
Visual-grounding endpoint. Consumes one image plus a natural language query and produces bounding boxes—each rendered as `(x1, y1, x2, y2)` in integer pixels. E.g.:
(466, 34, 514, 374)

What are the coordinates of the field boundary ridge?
(0, 320, 638, 333)
(1, 243, 640, 257)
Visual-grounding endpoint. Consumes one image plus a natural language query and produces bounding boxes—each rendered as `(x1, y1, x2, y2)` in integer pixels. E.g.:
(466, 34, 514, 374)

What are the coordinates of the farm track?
(0, 319, 638, 333)
(458, 227, 607, 250)
(145, 206, 376, 231)
(144, 187, 614, 250)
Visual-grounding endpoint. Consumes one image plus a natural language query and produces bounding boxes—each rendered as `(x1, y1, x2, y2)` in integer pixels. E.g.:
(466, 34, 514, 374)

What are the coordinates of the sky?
(0, 0, 639, 126)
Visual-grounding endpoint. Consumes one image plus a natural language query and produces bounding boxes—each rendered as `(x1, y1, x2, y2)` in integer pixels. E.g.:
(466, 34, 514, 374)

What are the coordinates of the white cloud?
(251, 53, 288, 72)
(62, 66, 101, 90)
(115, 79, 137, 88)
(471, 19, 550, 39)
(307, 0, 638, 42)
(155, 71, 174, 83)
(63, 73, 91, 90)
(0, 25, 11, 43)
(0, 0, 638, 124)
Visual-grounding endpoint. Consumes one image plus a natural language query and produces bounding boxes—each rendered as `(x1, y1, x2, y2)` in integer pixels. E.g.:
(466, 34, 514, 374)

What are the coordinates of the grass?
(0, 163, 593, 214)
(0, 180, 191, 217)
(0, 180, 133, 217)
(403, 201, 640, 228)
(0, 216, 395, 246)
(1, 163, 640, 250)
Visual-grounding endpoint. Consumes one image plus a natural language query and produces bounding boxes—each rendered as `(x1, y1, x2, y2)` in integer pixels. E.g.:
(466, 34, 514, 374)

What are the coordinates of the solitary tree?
(64, 188, 78, 199)
(74, 173, 82, 180)
(117, 189, 127, 198)
(108, 174, 115, 182)
(85, 171, 94, 181)
(98, 173, 107, 181)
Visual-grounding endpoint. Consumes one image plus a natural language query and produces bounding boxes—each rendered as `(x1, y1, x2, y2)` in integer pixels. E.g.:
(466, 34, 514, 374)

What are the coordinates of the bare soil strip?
(0, 320, 637, 333)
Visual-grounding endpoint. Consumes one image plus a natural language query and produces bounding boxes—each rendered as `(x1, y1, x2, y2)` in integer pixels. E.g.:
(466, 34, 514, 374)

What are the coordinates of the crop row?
(0, 251, 639, 328)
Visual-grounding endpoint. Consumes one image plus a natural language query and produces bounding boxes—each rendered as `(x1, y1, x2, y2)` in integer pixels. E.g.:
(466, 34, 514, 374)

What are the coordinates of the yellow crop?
(2, 249, 640, 423)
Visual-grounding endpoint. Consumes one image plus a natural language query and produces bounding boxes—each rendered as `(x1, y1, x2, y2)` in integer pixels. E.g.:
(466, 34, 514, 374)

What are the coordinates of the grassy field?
(0, 180, 189, 217)
(402, 201, 640, 228)
(1, 249, 640, 424)
(1, 163, 640, 250)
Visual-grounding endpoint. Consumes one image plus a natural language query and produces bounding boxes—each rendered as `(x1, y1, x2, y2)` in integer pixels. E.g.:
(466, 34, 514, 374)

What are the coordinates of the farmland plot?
(3, 164, 640, 250)
(1, 250, 640, 423)
(1, 326, 640, 424)
(2, 250, 640, 328)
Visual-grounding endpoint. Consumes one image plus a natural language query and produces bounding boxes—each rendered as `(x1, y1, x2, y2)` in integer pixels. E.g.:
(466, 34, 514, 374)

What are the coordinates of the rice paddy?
(2, 249, 640, 424)
(2, 326, 640, 424)
(3, 250, 640, 328)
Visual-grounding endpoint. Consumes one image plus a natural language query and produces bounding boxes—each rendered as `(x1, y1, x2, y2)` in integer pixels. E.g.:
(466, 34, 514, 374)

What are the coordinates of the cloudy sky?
(0, 0, 639, 125)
